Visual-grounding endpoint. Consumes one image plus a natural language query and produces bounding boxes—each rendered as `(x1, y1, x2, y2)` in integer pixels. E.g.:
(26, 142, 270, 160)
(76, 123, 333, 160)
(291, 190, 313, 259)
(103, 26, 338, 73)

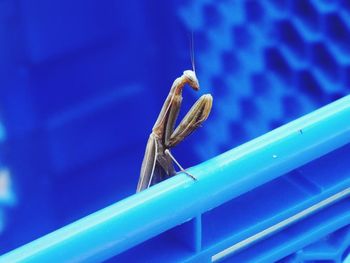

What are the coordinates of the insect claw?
(185, 171, 197, 181)
(176, 170, 197, 181)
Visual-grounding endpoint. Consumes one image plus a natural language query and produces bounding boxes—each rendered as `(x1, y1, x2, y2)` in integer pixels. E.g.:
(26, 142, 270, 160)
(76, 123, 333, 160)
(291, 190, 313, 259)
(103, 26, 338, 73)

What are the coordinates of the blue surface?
(1, 94, 349, 262)
(0, 0, 349, 261)
(0, 0, 198, 253)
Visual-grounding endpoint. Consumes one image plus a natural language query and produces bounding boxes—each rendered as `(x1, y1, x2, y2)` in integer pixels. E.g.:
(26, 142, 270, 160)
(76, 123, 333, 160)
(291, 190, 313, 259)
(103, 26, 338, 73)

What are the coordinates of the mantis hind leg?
(165, 149, 196, 181)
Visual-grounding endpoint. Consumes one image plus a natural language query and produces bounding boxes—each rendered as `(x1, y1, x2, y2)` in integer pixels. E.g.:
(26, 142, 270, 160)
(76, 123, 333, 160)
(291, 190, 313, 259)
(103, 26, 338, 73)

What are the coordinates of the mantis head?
(183, 70, 199, 91)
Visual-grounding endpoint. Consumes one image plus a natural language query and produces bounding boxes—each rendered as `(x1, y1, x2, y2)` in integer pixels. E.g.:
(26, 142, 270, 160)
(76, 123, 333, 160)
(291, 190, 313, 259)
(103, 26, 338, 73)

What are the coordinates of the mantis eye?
(183, 70, 196, 80)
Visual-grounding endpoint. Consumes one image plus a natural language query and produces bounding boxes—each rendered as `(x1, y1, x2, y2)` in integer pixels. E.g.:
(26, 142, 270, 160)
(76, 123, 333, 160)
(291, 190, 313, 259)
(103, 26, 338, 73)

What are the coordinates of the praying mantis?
(136, 70, 213, 192)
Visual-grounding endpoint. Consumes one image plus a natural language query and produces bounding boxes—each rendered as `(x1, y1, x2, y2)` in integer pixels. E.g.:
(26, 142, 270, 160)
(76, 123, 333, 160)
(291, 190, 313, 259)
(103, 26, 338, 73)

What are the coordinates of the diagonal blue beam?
(1, 95, 350, 262)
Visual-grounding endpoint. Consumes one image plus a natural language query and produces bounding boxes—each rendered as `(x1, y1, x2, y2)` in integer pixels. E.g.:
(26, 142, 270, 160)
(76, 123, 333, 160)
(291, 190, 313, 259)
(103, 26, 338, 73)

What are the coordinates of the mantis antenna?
(190, 31, 196, 73)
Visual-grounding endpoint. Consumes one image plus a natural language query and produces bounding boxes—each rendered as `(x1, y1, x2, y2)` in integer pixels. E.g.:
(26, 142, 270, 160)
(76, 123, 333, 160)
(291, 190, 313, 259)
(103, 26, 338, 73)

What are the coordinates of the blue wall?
(0, 0, 201, 253)
(0, 0, 349, 255)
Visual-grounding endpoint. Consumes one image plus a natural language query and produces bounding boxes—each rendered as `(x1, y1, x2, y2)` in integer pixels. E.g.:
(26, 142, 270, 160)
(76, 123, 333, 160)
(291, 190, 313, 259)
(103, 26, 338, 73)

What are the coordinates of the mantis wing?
(136, 135, 158, 192)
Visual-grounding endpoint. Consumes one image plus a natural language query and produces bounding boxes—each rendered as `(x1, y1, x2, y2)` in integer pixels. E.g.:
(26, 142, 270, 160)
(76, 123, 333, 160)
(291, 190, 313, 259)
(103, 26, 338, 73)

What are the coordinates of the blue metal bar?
(1, 95, 350, 262)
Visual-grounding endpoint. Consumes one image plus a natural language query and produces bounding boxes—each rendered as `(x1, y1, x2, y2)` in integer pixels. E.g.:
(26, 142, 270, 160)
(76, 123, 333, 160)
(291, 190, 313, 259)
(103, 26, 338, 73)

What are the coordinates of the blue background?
(0, 0, 349, 255)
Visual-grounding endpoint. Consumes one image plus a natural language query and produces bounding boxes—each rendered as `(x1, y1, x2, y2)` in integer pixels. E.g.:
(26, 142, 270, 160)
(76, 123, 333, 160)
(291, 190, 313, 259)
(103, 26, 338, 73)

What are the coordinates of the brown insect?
(136, 70, 213, 192)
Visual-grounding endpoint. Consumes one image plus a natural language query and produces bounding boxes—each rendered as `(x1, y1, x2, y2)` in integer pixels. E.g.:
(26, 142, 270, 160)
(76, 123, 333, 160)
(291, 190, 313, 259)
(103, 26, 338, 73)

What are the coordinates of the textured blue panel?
(179, 0, 350, 160)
